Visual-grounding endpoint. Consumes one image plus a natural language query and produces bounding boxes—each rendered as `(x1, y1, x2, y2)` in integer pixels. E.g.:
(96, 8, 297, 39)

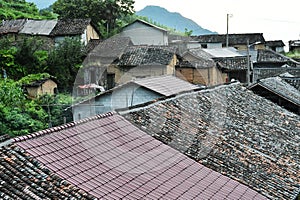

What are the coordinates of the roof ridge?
(13, 112, 115, 143)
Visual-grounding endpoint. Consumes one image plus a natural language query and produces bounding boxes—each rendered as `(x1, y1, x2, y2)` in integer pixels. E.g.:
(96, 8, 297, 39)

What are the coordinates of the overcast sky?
(134, 0, 300, 48)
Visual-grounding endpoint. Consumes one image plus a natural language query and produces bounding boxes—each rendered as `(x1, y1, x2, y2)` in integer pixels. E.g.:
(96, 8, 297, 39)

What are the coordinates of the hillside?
(0, 0, 42, 19)
(26, 0, 56, 9)
(136, 5, 216, 35)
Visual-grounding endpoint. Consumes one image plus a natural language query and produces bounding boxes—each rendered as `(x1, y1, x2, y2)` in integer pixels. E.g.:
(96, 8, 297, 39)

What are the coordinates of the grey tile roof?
(183, 48, 247, 70)
(195, 33, 265, 45)
(19, 19, 57, 35)
(84, 35, 133, 65)
(257, 49, 300, 65)
(0, 134, 10, 143)
(117, 46, 177, 66)
(13, 113, 267, 199)
(0, 144, 95, 199)
(265, 40, 285, 47)
(133, 75, 199, 96)
(0, 19, 27, 35)
(282, 77, 300, 91)
(253, 66, 300, 82)
(123, 83, 300, 200)
(50, 18, 92, 36)
(249, 76, 300, 106)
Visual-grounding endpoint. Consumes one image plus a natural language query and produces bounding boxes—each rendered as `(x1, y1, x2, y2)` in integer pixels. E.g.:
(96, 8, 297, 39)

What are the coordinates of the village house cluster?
(0, 18, 299, 199)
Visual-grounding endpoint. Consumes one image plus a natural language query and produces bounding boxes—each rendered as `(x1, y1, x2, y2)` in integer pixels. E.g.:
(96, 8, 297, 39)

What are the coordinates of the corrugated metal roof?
(19, 20, 57, 35)
(134, 75, 199, 96)
(203, 47, 244, 58)
(13, 113, 267, 199)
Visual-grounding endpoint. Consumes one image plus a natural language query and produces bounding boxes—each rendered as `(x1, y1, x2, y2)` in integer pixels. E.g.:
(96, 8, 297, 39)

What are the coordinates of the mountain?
(26, 0, 56, 9)
(136, 6, 216, 35)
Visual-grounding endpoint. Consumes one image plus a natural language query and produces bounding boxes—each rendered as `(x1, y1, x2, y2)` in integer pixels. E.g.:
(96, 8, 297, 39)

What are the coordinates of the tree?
(0, 79, 48, 136)
(47, 37, 85, 92)
(52, 0, 135, 37)
(0, 0, 55, 20)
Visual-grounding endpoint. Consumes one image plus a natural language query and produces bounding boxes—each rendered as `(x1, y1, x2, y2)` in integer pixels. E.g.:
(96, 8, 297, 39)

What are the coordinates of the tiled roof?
(84, 39, 102, 54)
(19, 19, 57, 36)
(195, 33, 265, 45)
(265, 40, 285, 47)
(23, 77, 57, 87)
(84, 35, 133, 65)
(252, 66, 300, 82)
(13, 113, 266, 199)
(117, 46, 177, 66)
(0, 134, 10, 143)
(182, 48, 247, 70)
(123, 83, 300, 200)
(249, 76, 300, 106)
(0, 19, 27, 35)
(282, 77, 300, 91)
(50, 18, 92, 36)
(257, 49, 300, 65)
(133, 75, 199, 96)
(0, 144, 95, 199)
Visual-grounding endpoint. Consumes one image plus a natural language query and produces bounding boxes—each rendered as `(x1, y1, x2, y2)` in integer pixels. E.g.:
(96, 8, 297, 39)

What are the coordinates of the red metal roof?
(14, 113, 267, 199)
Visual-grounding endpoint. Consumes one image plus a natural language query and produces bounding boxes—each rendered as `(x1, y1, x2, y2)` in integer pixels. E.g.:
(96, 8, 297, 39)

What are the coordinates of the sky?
(134, 0, 300, 49)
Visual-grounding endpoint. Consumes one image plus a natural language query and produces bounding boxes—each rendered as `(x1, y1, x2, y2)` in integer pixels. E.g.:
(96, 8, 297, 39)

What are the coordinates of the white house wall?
(120, 22, 168, 45)
(73, 86, 162, 121)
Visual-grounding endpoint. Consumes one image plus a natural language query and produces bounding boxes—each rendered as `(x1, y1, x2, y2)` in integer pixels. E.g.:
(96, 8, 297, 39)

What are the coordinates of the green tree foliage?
(0, 0, 55, 20)
(0, 79, 48, 136)
(52, 0, 135, 37)
(0, 37, 49, 80)
(47, 37, 85, 92)
(36, 94, 73, 128)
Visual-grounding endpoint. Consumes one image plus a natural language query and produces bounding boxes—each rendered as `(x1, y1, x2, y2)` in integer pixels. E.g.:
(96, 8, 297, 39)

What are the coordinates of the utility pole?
(226, 14, 229, 48)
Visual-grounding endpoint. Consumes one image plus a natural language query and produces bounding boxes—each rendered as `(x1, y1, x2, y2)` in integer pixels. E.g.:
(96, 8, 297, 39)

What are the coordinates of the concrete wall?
(176, 66, 225, 86)
(73, 85, 162, 121)
(120, 21, 168, 45)
(115, 63, 175, 84)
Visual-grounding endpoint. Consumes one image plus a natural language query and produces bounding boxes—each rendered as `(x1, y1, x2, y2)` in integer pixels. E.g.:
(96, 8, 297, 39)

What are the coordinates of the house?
(80, 35, 133, 92)
(248, 76, 300, 114)
(11, 112, 267, 199)
(0, 19, 27, 39)
(73, 75, 199, 121)
(239, 48, 300, 82)
(194, 33, 266, 50)
(0, 19, 100, 47)
(265, 40, 285, 52)
(200, 48, 248, 83)
(168, 34, 202, 54)
(50, 18, 100, 46)
(0, 142, 95, 199)
(119, 19, 169, 46)
(177, 48, 247, 85)
(114, 45, 178, 84)
(280, 74, 300, 91)
(289, 40, 300, 52)
(24, 78, 57, 98)
(123, 82, 300, 200)
(176, 48, 225, 85)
